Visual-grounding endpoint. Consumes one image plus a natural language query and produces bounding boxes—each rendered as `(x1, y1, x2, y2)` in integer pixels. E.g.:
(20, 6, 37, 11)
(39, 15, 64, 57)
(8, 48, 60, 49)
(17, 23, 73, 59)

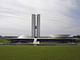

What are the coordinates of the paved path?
(0, 43, 77, 45)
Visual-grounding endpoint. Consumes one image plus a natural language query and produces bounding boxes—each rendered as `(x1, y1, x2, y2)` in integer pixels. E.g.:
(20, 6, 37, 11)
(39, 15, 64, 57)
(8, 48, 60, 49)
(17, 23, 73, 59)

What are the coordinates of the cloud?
(0, 0, 80, 36)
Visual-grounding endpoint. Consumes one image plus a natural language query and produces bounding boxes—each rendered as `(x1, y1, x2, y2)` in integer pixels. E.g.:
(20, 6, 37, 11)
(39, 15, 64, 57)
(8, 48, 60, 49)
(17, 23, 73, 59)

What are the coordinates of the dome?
(18, 35, 28, 38)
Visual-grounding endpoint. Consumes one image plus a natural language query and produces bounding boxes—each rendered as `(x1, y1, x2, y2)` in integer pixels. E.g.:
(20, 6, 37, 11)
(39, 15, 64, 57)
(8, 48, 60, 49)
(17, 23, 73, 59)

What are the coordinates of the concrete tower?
(32, 14, 40, 38)
(37, 14, 40, 38)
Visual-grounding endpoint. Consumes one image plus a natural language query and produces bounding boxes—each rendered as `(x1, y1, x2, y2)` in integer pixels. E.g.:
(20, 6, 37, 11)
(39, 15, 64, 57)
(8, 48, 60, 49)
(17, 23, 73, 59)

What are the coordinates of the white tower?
(32, 14, 40, 38)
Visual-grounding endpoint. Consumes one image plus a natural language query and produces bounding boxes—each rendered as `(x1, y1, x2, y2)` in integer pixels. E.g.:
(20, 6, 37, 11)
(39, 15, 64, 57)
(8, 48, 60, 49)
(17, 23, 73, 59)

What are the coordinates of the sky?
(0, 0, 80, 36)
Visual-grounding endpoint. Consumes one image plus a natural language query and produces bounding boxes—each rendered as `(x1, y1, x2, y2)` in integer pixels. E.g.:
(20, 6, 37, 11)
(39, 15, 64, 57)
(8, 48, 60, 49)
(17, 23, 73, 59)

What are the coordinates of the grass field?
(0, 38, 10, 43)
(0, 45, 80, 60)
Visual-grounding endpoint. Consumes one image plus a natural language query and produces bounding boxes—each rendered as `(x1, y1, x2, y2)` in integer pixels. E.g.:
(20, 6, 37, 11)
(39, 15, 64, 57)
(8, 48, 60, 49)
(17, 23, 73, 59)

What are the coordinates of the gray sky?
(0, 0, 80, 36)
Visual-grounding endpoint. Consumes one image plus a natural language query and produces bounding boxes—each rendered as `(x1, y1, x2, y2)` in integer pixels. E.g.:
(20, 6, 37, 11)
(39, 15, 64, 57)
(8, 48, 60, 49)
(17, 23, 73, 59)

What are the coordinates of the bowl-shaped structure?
(50, 34, 71, 38)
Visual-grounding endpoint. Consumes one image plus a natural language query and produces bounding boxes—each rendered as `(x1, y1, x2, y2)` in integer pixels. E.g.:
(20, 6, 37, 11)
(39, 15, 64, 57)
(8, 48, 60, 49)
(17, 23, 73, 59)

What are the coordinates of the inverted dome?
(50, 34, 71, 38)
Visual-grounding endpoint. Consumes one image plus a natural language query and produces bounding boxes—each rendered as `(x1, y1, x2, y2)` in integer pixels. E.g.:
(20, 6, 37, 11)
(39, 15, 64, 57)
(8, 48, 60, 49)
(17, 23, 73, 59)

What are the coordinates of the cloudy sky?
(0, 0, 80, 36)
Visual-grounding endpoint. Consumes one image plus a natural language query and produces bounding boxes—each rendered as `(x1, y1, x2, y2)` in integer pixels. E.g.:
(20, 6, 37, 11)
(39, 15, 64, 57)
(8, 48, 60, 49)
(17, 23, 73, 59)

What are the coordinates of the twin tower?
(32, 14, 40, 38)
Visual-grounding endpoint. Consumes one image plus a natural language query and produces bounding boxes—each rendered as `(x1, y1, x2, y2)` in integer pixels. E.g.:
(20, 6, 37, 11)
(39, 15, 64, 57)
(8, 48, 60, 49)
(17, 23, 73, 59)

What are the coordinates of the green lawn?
(0, 45, 80, 60)
(0, 38, 10, 43)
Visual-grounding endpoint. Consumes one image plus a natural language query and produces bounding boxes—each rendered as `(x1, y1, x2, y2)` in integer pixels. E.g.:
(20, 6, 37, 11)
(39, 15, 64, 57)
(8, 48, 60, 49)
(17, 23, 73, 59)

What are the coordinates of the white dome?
(18, 35, 28, 38)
